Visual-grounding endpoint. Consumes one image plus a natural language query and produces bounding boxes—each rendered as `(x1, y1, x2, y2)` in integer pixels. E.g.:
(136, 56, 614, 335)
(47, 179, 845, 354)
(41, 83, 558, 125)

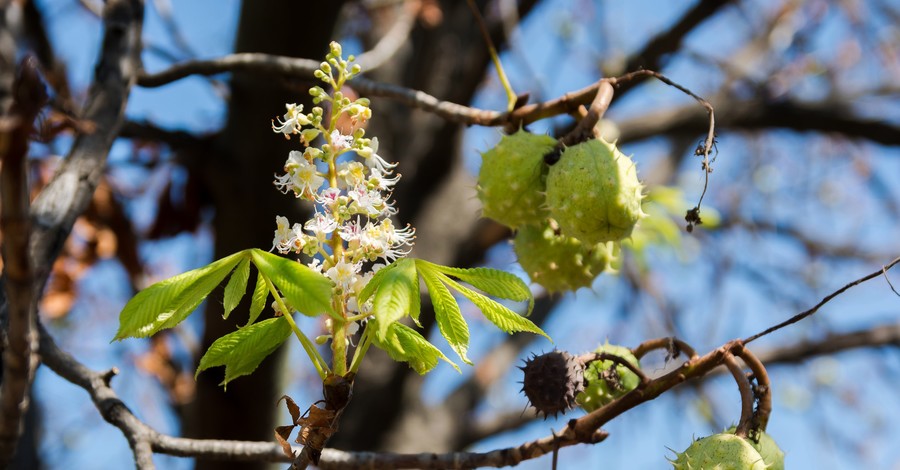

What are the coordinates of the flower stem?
(264, 276, 330, 379)
(349, 325, 374, 374)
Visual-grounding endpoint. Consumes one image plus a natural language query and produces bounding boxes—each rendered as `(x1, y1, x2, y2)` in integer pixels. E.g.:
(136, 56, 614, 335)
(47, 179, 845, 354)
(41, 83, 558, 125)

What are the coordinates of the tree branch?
(754, 323, 900, 365)
(354, 1, 417, 73)
(38, 327, 288, 466)
(0, 0, 144, 464)
(617, 98, 900, 147)
(28, 0, 144, 290)
(119, 119, 211, 149)
(0, 56, 46, 465)
(745, 256, 900, 343)
(614, 0, 733, 98)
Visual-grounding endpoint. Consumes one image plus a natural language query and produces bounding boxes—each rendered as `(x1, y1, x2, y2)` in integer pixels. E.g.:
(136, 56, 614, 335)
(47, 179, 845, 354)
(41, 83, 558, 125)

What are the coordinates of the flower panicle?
(269, 41, 414, 321)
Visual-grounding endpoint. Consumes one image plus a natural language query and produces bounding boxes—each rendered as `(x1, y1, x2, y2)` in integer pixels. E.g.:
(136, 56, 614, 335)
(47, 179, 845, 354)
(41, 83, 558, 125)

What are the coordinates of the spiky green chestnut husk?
(520, 350, 585, 418)
(477, 130, 558, 228)
(545, 138, 645, 244)
(576, 343, 640, 412)
(513, 221, 615, 293)
(671, 433, 768, 470)
(725, 427, 785, 470)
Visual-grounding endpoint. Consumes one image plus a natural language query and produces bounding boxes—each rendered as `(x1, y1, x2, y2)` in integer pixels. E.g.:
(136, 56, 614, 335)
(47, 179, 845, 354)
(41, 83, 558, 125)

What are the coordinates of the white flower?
(339, 219, 363, 243)
(331, 130, 353, 152)
(349, 186, 390, 217)
(272, 215, 293, 253)
(274, 153, 325, 198)
(358, 137, 397, 174)
(368, 167, 400, 190)
(289, 223, 307, 252)
(336, 161, 367, 189)
(272, 103, 310, 137)
(316, 188, 343, 214)
(360, 219, 414, 261)
(305, 211, 338, 240)
(326, 258, 362, 291)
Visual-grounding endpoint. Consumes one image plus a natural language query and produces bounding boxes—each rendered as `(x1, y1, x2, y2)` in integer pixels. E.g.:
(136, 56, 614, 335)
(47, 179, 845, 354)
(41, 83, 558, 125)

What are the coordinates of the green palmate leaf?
(418, 265, 471, 365)
(409, 274, 422, 327)
(371, 258, 418, 340)
(196, 316, 292, 385)
(223, 258, 251, 319)
(246, 270, 269, 327)
(417, 260, 534, 314)
(371, 320, 458, 374)
(250, 249, 333, 317)
(438, 274, 549, 339)
(114, 251, 246, 340)
(358, 260, 403, 303)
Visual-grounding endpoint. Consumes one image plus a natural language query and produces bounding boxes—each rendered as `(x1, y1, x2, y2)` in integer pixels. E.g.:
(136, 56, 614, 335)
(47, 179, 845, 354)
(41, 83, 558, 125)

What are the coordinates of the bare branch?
(38, 326, 288, 464)
(617, 99, 900, 147)
(754, 323, 900, 365)
(355, 1, 417, 72)
(744, 256, 900, 344)
(119, 120, 211, 149)
(615, 0, 733, 98)
(0, 56, 46, 465)
(137, 52, 320, 88)
(734, 347, 771, 432)
(723, 353, 753, 438)
(632, 337, 699, 361)
(28, 0, 145, 290)
(559, 81, 614, 147)
(316, 430, 608, 470)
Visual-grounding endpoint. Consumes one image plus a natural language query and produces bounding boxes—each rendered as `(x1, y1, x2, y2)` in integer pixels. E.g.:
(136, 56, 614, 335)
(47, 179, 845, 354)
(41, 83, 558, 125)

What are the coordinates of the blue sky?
(29, 0, 900, 468)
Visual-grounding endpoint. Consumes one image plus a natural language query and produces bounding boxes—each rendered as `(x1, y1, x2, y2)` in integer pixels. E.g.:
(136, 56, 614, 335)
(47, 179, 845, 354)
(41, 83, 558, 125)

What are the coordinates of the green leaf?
(417, 260, 534, 315)
(250, 249, 333, 317)
(418, 267, 471, 365)
(114, 251, 246, 340)
(223, 258, 251, 319)
(358, 260, 402, 304)
(196, 316, 292, 385)
(371, 320, 458, 374)
(409, 275, 422, 327)
(371, 258, 418, 340)
(247, 270, 269, 327)
(439, 273, 549, 340)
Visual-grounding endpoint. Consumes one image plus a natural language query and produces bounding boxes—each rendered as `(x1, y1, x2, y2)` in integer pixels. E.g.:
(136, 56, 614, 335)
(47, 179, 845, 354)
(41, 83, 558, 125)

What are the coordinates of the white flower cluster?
(270, 42, 414, 320)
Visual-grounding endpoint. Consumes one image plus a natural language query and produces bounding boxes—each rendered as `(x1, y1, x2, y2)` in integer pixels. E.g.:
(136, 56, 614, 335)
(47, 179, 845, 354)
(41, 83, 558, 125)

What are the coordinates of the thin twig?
(466, 0, 517, 112)
(609, 69, 716, 231)
(355, 1, 417, 72)
(579, 352, 650, 385)
(744, 256, 900, 344)
(559, 80, 614, 147)
(735, 347, 771, 432)
(722, 353, 753, 438)
(137, 50, 714, 134)
(884, 265, 900, 297)
(632, 337, 699, 361)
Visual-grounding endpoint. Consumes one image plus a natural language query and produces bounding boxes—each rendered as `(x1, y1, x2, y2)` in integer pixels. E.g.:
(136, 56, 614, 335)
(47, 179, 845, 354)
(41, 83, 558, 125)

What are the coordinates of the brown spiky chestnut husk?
(520, 350, 585, 418)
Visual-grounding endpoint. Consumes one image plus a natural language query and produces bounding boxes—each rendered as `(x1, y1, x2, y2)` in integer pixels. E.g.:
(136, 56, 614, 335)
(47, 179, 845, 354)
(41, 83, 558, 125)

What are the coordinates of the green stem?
(466, 0, 516, 112)
(349, 325, 374, 374)
(345, 312, 370, 323)
(264, 276, 330, 379)
(331, 298, 349, 376)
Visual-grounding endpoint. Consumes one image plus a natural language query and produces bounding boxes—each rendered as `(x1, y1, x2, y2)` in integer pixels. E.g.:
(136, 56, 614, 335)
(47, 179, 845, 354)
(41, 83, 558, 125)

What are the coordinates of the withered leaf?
(278, 394, 302, 424)
(274, 425, 296, 459)
(295, 404, 336, 447)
